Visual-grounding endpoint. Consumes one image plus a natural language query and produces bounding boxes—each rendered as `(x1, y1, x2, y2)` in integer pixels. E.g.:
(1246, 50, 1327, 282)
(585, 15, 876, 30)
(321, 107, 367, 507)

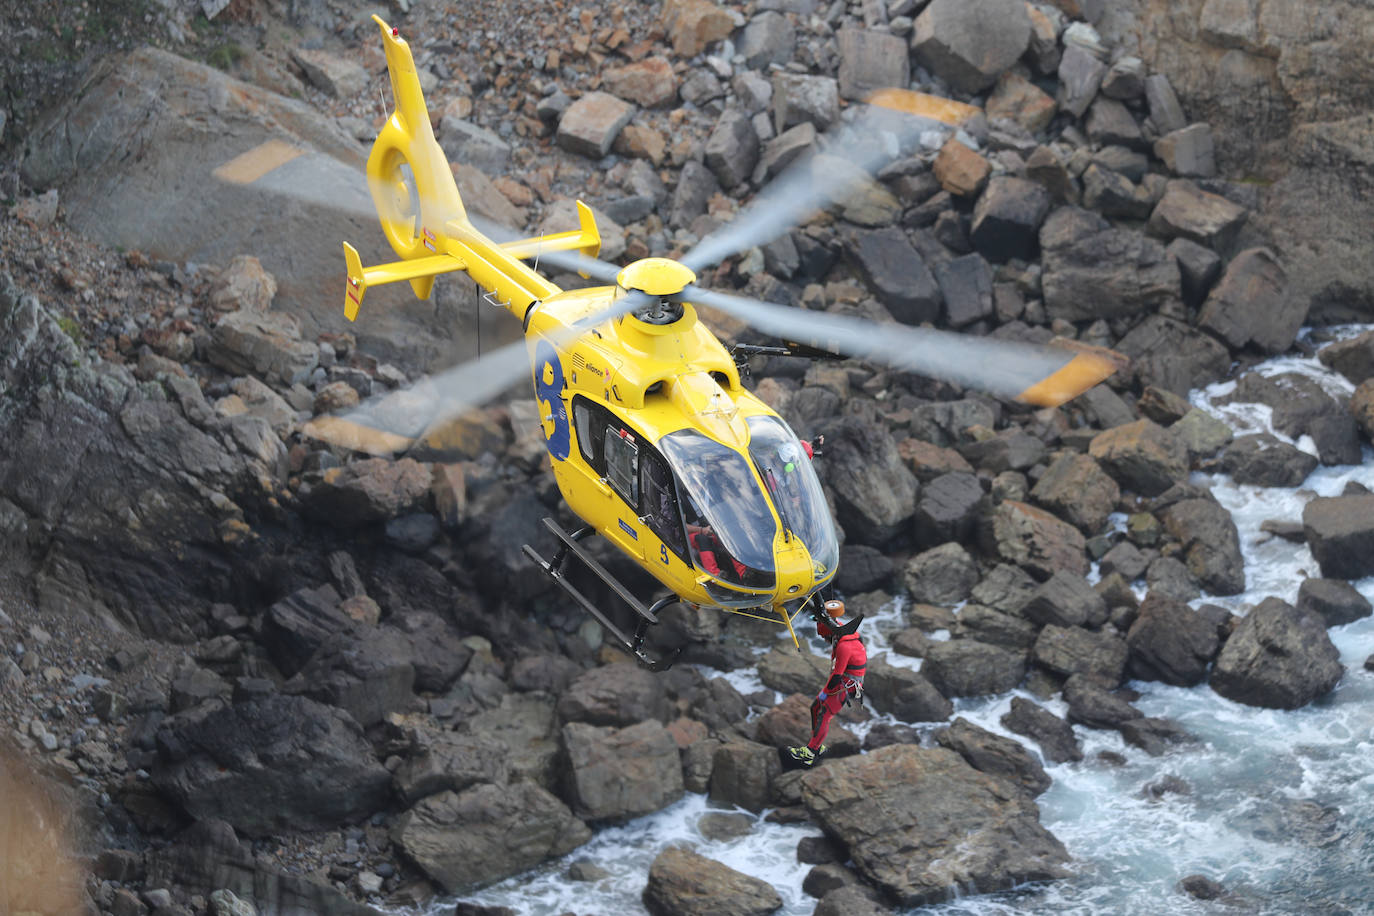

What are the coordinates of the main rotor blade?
(680, 102, 956, 274)
(683, 285, 1118, 407)
(304, 289, 655, 455)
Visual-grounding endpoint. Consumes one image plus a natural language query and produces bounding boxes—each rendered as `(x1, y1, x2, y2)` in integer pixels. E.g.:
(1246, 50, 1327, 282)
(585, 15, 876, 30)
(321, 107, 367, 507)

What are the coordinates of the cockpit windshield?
(746, 415, 840, 578)
(659, 429, 776, 589)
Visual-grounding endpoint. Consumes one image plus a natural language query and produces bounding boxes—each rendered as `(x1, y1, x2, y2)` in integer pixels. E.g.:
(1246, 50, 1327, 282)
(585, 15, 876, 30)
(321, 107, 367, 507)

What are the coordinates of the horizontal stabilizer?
(341, 242, 466, 321)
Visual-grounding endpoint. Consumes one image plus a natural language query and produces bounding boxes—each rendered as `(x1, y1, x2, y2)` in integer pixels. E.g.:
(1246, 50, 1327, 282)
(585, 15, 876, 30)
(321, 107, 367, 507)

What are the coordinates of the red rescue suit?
(808, 632, 866, 752)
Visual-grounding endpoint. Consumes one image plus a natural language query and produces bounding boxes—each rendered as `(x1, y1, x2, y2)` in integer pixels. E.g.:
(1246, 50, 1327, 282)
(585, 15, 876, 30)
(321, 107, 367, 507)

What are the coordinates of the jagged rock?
(986, 500, 1089, 580)
(1211, 597, 1343, 710)
(1317, 330, 1374, 386)
(913, 472, 983, 547)
(800, 745, 1068, 906)
(933, 138, 990, 197)
(1219, 372, 1360, 467)
(971, 564, 1037, 615)
(438, 119, 510, 174)
(772, 72, 839, 132)
(909, 398, 998, 448)
(757, 647, 830, 697)
(689, 677, 751, 732)
(710, 741, 782, 813)
(301, 458, 432, 525)
(1089, 419, 1189, 497)
(1160, 498, 1245, 596)
(1116, 314, 1231, 396)
(960, 429, 1046, 474)
(1145, 555, 1201, 602)
(903, 542, 978, 606)
(1032, 625, 1129, 685)
(1172, 409, 1235, 462)
(1001, 697, 1082, 764)
(1063, 675, 1141, 729)
(910, 0, 1032, 95)
(934, 718, 1051, 797)
(465, 693, 561, 790)
(1198, 248, 1301, 354)
(1119, 716, 1194, 756)
(394, 732, 509, 805)
(704, 109, 759, 190)
(1024, 145, 1077, 204)
(819, 416, 919, 546)
(1167, 237, 1224, 307)
(556, 91, 636, 158)
(1029, 453, 1119, 534)
(1125, 592, 1220, 686)
(391, 783, 590, 893)
(146, 820, 378, 916)
(845, 227, 941, 324)
(986, 72, 1057, 135)
(753, 121, 815, 184)
(1220, 434, 1318, 487)
(864, 657, 953, 722)
(258, 585, 347, 677)
(1085, 97, 1144, 149)
(969, 177, 1052, 263)
(922, 639, 1026, 698)
(562, 720, 684, 822)
(557, 663, 669, 727)
(1296, 578, 1373, 627)
(954, 605, 1039, 652)
(1143, 73, 1187, 134)
(284, 627, 417, 727)
(1147, 179, 1247, 252)
(392, 609, 474, 693)
(1023, 570, 1108, 629)
(836, 545, 896, 592)
(209, 309, 319, 385)
(643, 846, 783, 916)
(1040, 208, 1180, 322)
(151, 695, 391, 836)
(209, 255, 276, 312)
(1155, 124, 1217, 178)
(837, 28, 908, 100)
(662, 0, 735, 57)
(601, 58, 678, 108)
(1099, 541, 1148, 582)
(1081, 164, 1154, 220)
(935, 253, 995, 327)
(754, 693, 862, 755)
(1057, 45, 1107, 118)
(738, 10, 796, 68)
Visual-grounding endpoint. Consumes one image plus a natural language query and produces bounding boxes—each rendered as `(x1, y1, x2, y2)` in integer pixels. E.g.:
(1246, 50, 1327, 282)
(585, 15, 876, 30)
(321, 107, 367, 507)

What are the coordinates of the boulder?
(1155, 124, 1217, 178)
(737, 11, 796, 69)
(921, 639, 1026, 698)
(557, 663, 670, 727)
(1125, 592, 1221, 686)
(954, 605, 1039, 652)
(913, 472, 984, 547)
(771, 72, 840, 132)
(1302, 493, 1374, 580)
(1317, 330, 1374, 386)
(863, 657, 953, 722)
(661, 0, 735, 57)
(394, 732, 509, 805)
(1168, 237, 1224, 307)
(1085, 97, 1144, 150)
(556, 91, 636, 158)
(465, 692, 561, 790)
(1146, 180, 1247, 252)
(301, 458, 432, 526)
(1022, 570, 1109, 630)
(1032, 625, 1129, 685)
(561, 721, 684, 822)
(1000, 697, 1082, 764)
(1197, 248, 1302, 355)
(986, 72, 1057, 135)
(969, 177, 1052, 263)
(1088, 420, 1188, 497)
(710, 741, 782, 813)
(1220, 434, 1318, 487)
(1029, 453, 1120, 534)
(704, 108, 759, 190)
(1143, 73, 1187, 134)
(1081, 164, 1154, 220)
(757, 647, 831, 697)
(910, 0, 1032, 95)
(986, 500, 1089, 580)
(209, 309, 319, 385)
(1057, 44, 1107, 118)
(837, 29, 909, 101)
(601, 58, 678, 108)
(151, 696, 391, 837)
(1040, 208, 1180, 322)
(391, 783, 590, 893)
(935, 254, 996, 328)
(284, 627, 417, 727)
(959, 429, 1046, 474)
(643, 846, 783, 916)
(820, 416, 920, 546)
(970, 564, 1038, 615)
(902, 542, 978, 606)
(1211, 597, 1343, 710)
(1172, 409, 1236, 462)
(934, 718, 1051, 797)
(1296, 578, 1373, 628)
(933, 138, 991, 197)
(800, 745, 1069, 906)
(1062, 674, 1141, 730)
(1115, 314, 1230, 396)
(1160, 498, 1246, 596)
(845, 227, 941, 325)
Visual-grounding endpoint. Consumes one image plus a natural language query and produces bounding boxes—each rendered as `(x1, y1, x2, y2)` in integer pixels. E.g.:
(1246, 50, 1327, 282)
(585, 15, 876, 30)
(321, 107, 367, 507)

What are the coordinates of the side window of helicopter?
(603, 427, 639, 504)
(572, 397, 608, 472)
(641, 447, 688, 562)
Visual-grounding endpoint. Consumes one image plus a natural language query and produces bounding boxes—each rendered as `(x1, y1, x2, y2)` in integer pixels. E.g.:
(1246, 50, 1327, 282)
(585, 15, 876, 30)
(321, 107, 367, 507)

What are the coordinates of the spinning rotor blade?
(304, 290, 655, 455)
(681, 285, 1118, 407)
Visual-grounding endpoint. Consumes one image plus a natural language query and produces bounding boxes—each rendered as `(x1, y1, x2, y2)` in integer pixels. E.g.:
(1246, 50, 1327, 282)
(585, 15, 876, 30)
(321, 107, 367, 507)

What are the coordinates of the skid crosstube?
(522, 518, 681, 672)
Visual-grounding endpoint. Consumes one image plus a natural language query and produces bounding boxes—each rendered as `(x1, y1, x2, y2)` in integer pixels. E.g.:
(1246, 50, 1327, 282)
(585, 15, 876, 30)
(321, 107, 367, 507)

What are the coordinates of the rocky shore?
(3, 0, 1374, 914)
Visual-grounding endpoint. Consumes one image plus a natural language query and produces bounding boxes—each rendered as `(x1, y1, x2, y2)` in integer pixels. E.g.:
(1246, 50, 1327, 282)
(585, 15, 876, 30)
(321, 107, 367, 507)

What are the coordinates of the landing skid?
(522, 518, 682, 672)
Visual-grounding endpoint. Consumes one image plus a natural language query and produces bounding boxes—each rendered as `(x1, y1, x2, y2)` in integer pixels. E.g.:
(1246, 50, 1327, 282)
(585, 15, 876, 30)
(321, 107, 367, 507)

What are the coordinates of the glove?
(817, 691, 828, 701)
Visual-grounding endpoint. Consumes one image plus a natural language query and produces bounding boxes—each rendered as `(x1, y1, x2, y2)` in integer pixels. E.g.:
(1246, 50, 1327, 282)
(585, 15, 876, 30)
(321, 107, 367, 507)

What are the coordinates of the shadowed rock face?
(801, 744, 1069, 906)
(1210, 597, 1343, 710)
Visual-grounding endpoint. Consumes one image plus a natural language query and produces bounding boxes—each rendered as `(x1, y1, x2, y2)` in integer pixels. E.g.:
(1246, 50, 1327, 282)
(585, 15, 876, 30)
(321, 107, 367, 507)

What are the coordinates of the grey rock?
(837, 29, 909, 100)
(1023, 570, 1108, 630)
(845, 227, 941, 324)
(710, 741, 782, 813)
(1160, 498, 1246, 596)
(643, 846, 782, 916)
(864, 657, 953, 722)
(704, 109, 759, 190)
(903, 542, 978, 606)
(556, 91, 636, 158)
(821, 416, 920, 546)
(557, 663, 669, 727)
(1296, 578, 1373, 628)
(562, 720, 684, 822)
(1032, 625, 1129, 685)
(1198, 248, 1301, 355)
(934, 717, 1050, 796)
(911, 0, 1032, 95)
(922, 638, 1026, 698)
(969, 176, 1051, 263)
(913, 472, 983, 548)
(1040, 207, 1180, 323)
(772, 72, 840, 133)
(1057, 45, 1108, 119)
(1220, 434, 1318, 488)
(1211, 597, 1343, 710)
(1155, 124, 1217, 178)
(1125, 592, 1221, 686)
(738, 11, 796, 68)
(1001, 697, 1082, 764)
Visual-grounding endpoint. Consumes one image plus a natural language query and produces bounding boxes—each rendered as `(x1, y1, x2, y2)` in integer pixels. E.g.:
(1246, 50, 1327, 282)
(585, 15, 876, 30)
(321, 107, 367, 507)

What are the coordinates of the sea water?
(444, 327, 1374, 915)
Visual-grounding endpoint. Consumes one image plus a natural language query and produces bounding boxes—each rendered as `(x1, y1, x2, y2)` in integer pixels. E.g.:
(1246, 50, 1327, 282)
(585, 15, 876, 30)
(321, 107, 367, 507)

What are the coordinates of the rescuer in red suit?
(789, 599, 866, 767)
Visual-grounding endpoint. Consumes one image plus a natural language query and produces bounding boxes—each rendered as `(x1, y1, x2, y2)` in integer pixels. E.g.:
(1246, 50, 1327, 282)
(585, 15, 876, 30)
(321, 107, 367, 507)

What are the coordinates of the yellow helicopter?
(286, 17, 1117, 669)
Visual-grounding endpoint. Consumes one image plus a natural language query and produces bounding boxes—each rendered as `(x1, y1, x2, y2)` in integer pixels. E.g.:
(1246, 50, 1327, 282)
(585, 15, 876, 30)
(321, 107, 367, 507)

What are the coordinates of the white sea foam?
(446, 326, 1374, 915)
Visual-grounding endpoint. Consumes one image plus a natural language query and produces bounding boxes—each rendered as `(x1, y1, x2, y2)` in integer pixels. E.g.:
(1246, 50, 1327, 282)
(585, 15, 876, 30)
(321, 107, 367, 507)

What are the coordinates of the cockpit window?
(746, 415, 840, 578)
(659, 429, 776, 588)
